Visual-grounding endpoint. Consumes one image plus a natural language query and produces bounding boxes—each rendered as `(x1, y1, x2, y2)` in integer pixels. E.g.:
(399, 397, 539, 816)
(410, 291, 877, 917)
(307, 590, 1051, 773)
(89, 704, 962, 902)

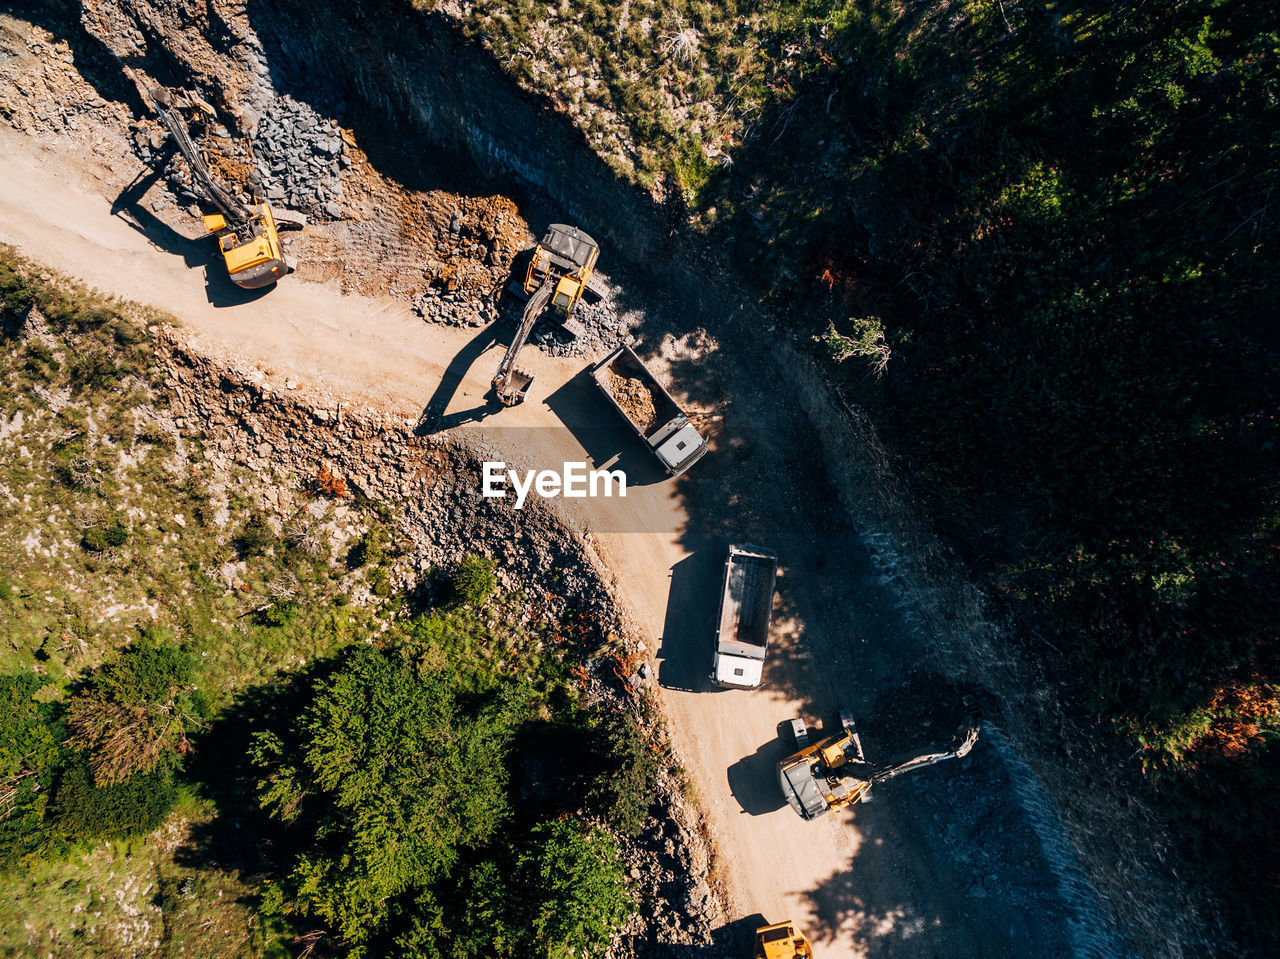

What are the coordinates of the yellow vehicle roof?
(223, 236, 276, 273)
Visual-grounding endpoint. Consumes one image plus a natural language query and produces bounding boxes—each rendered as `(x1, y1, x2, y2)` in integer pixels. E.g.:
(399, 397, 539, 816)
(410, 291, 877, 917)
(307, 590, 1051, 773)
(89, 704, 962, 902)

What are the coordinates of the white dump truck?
(710, 544, 778, 689)
(589, 344, 708, 477)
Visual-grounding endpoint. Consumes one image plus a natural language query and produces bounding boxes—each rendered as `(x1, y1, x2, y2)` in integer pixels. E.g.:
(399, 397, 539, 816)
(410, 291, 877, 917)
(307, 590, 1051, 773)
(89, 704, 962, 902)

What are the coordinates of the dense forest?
(701, 0, 1279, 946)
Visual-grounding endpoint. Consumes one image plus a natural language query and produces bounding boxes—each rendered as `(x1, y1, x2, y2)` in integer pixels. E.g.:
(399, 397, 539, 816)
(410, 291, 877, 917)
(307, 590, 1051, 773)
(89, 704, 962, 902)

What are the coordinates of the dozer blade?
(494, 366, 535, 406)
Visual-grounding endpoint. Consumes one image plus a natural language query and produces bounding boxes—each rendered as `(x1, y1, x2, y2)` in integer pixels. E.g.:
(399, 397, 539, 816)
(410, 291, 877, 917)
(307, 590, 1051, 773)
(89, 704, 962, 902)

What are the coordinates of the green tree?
(515, 818, 634, 959)
(251, 646, 525, 953)
(65, 637, 204, 785)
(0, 673, 64, 864)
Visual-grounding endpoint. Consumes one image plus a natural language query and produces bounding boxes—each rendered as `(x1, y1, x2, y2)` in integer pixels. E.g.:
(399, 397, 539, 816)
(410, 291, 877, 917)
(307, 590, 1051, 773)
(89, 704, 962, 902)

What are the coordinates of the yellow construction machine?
(492, 224, 600, 405)
(145, 85, 306, 289)
(778, 711, 980, 820)
(754, 920, 814, 959)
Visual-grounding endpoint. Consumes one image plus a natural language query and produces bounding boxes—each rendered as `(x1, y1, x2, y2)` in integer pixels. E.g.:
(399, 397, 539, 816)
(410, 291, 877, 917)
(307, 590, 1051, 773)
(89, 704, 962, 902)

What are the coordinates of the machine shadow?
(542, 369, 668, 488)
(654, 548, 717, 692)
(110, 167, 273, 309)
(661, 913, 769, 958)
(414, 322, 502, 433)
(725, 724, 792, 816)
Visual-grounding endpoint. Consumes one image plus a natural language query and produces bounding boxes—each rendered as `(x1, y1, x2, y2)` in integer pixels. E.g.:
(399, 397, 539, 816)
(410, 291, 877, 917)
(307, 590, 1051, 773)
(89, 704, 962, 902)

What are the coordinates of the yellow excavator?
(778, 711, 980, 820)
(145, 84, 306, 289)
(755, 920, 814, 959)
(491, 224, 600, 405)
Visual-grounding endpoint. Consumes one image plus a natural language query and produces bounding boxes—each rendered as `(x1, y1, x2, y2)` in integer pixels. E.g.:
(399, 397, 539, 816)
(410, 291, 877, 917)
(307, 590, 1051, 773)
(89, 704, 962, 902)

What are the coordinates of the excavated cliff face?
(79, 0, 676, 272)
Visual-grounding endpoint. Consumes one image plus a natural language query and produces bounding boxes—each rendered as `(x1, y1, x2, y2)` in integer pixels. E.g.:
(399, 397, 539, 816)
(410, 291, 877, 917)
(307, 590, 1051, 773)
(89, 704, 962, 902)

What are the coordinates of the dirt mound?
(608, 369, 659, 434)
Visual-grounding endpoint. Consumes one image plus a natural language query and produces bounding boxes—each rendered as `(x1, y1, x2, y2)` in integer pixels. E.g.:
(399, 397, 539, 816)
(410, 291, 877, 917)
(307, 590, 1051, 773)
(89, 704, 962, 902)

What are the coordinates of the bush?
(259, 599, 302, 628)
(81, 522, 129, 552)
(0, 673, 66, 865)
(450, 554, 497, 608)
(52, 761, 177, 842)
(587, 709, 658, 837)
(515, 818, 634, 958)
(65, 638, 202, 784)
(233, 511, 276, 557)
(348, 525, 389, 569)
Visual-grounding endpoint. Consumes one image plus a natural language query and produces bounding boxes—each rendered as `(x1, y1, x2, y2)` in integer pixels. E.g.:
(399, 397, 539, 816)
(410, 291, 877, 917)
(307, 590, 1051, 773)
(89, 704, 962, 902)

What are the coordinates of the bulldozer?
(491, 224, 600, 405)
(754, 920, 814, 959)
(778, 711, 980, 820)
(143, 84, 306, 289)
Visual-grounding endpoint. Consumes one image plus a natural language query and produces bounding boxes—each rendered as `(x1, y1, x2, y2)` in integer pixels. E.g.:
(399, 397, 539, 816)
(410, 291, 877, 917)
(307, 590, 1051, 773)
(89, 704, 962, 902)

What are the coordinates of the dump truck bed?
(716, 545, 777, 654)
(710, 544, 777, 687)
(591, 345, 682, 438)
(589, 345, 708, 476)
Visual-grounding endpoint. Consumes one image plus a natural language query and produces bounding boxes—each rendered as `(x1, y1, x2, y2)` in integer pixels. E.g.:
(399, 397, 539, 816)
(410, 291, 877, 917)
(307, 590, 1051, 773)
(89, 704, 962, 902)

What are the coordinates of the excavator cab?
(492, 224, 600, 406)
(524, 224, 599, 316)
(204, 204, 293, 289)
(754, 921, 814, 959)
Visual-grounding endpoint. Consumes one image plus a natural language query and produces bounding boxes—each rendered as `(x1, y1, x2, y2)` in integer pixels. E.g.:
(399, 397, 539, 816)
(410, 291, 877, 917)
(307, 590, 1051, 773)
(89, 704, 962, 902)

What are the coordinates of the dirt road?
(0, 126, 1080, 957)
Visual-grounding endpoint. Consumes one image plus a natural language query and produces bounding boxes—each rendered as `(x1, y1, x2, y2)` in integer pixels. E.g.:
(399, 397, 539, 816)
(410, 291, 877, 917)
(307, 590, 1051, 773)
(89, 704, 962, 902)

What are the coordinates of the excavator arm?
(867, 721, 981, 790)
(147, 86, 255, 238)
(492, 276, 555, 405)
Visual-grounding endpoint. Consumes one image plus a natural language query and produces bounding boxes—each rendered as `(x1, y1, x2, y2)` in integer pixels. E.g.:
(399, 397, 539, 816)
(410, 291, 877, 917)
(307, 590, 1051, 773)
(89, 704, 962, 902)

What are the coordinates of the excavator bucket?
(494, 366, 535, 406)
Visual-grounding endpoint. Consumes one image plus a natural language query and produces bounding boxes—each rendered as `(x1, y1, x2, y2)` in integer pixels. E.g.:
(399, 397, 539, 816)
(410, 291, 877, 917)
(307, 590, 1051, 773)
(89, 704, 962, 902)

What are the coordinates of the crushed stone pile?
(251, 94, 349, 217)
(608, 369, 659, 434)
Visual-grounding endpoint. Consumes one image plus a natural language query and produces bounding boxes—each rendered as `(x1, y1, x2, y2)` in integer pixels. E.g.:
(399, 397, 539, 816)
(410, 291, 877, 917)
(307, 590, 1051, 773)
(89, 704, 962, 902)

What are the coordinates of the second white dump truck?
(710, 544, 778, 689)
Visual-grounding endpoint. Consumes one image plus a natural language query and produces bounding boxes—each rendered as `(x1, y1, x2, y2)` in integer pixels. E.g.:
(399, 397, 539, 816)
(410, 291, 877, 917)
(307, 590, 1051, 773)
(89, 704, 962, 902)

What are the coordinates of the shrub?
(312, 464, 348, 499)
(450, 554, 497, 608)
(587, 709, 658, 836)
(259, 599, 302, 628)
(515, 818, 634, 958)
(0, 673, 66, 865)
(65, 638, 202, 784)
(233, 511, 276, 557)
(81, 522, 129, 552)
(52, 761, 177, 842)
(348, 525, 389, 569)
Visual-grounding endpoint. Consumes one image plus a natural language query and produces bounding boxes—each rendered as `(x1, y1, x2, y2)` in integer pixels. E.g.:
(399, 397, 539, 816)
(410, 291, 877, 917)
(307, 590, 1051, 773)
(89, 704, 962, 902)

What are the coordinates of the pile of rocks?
(412, 289, 500, 328)
(535, 288, 629, 358)
(250, 94, 349, 218)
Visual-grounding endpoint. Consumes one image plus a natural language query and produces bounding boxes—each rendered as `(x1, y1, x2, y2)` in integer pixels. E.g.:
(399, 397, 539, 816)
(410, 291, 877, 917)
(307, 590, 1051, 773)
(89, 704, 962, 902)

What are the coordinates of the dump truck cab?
(524, 224, 599, 316)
